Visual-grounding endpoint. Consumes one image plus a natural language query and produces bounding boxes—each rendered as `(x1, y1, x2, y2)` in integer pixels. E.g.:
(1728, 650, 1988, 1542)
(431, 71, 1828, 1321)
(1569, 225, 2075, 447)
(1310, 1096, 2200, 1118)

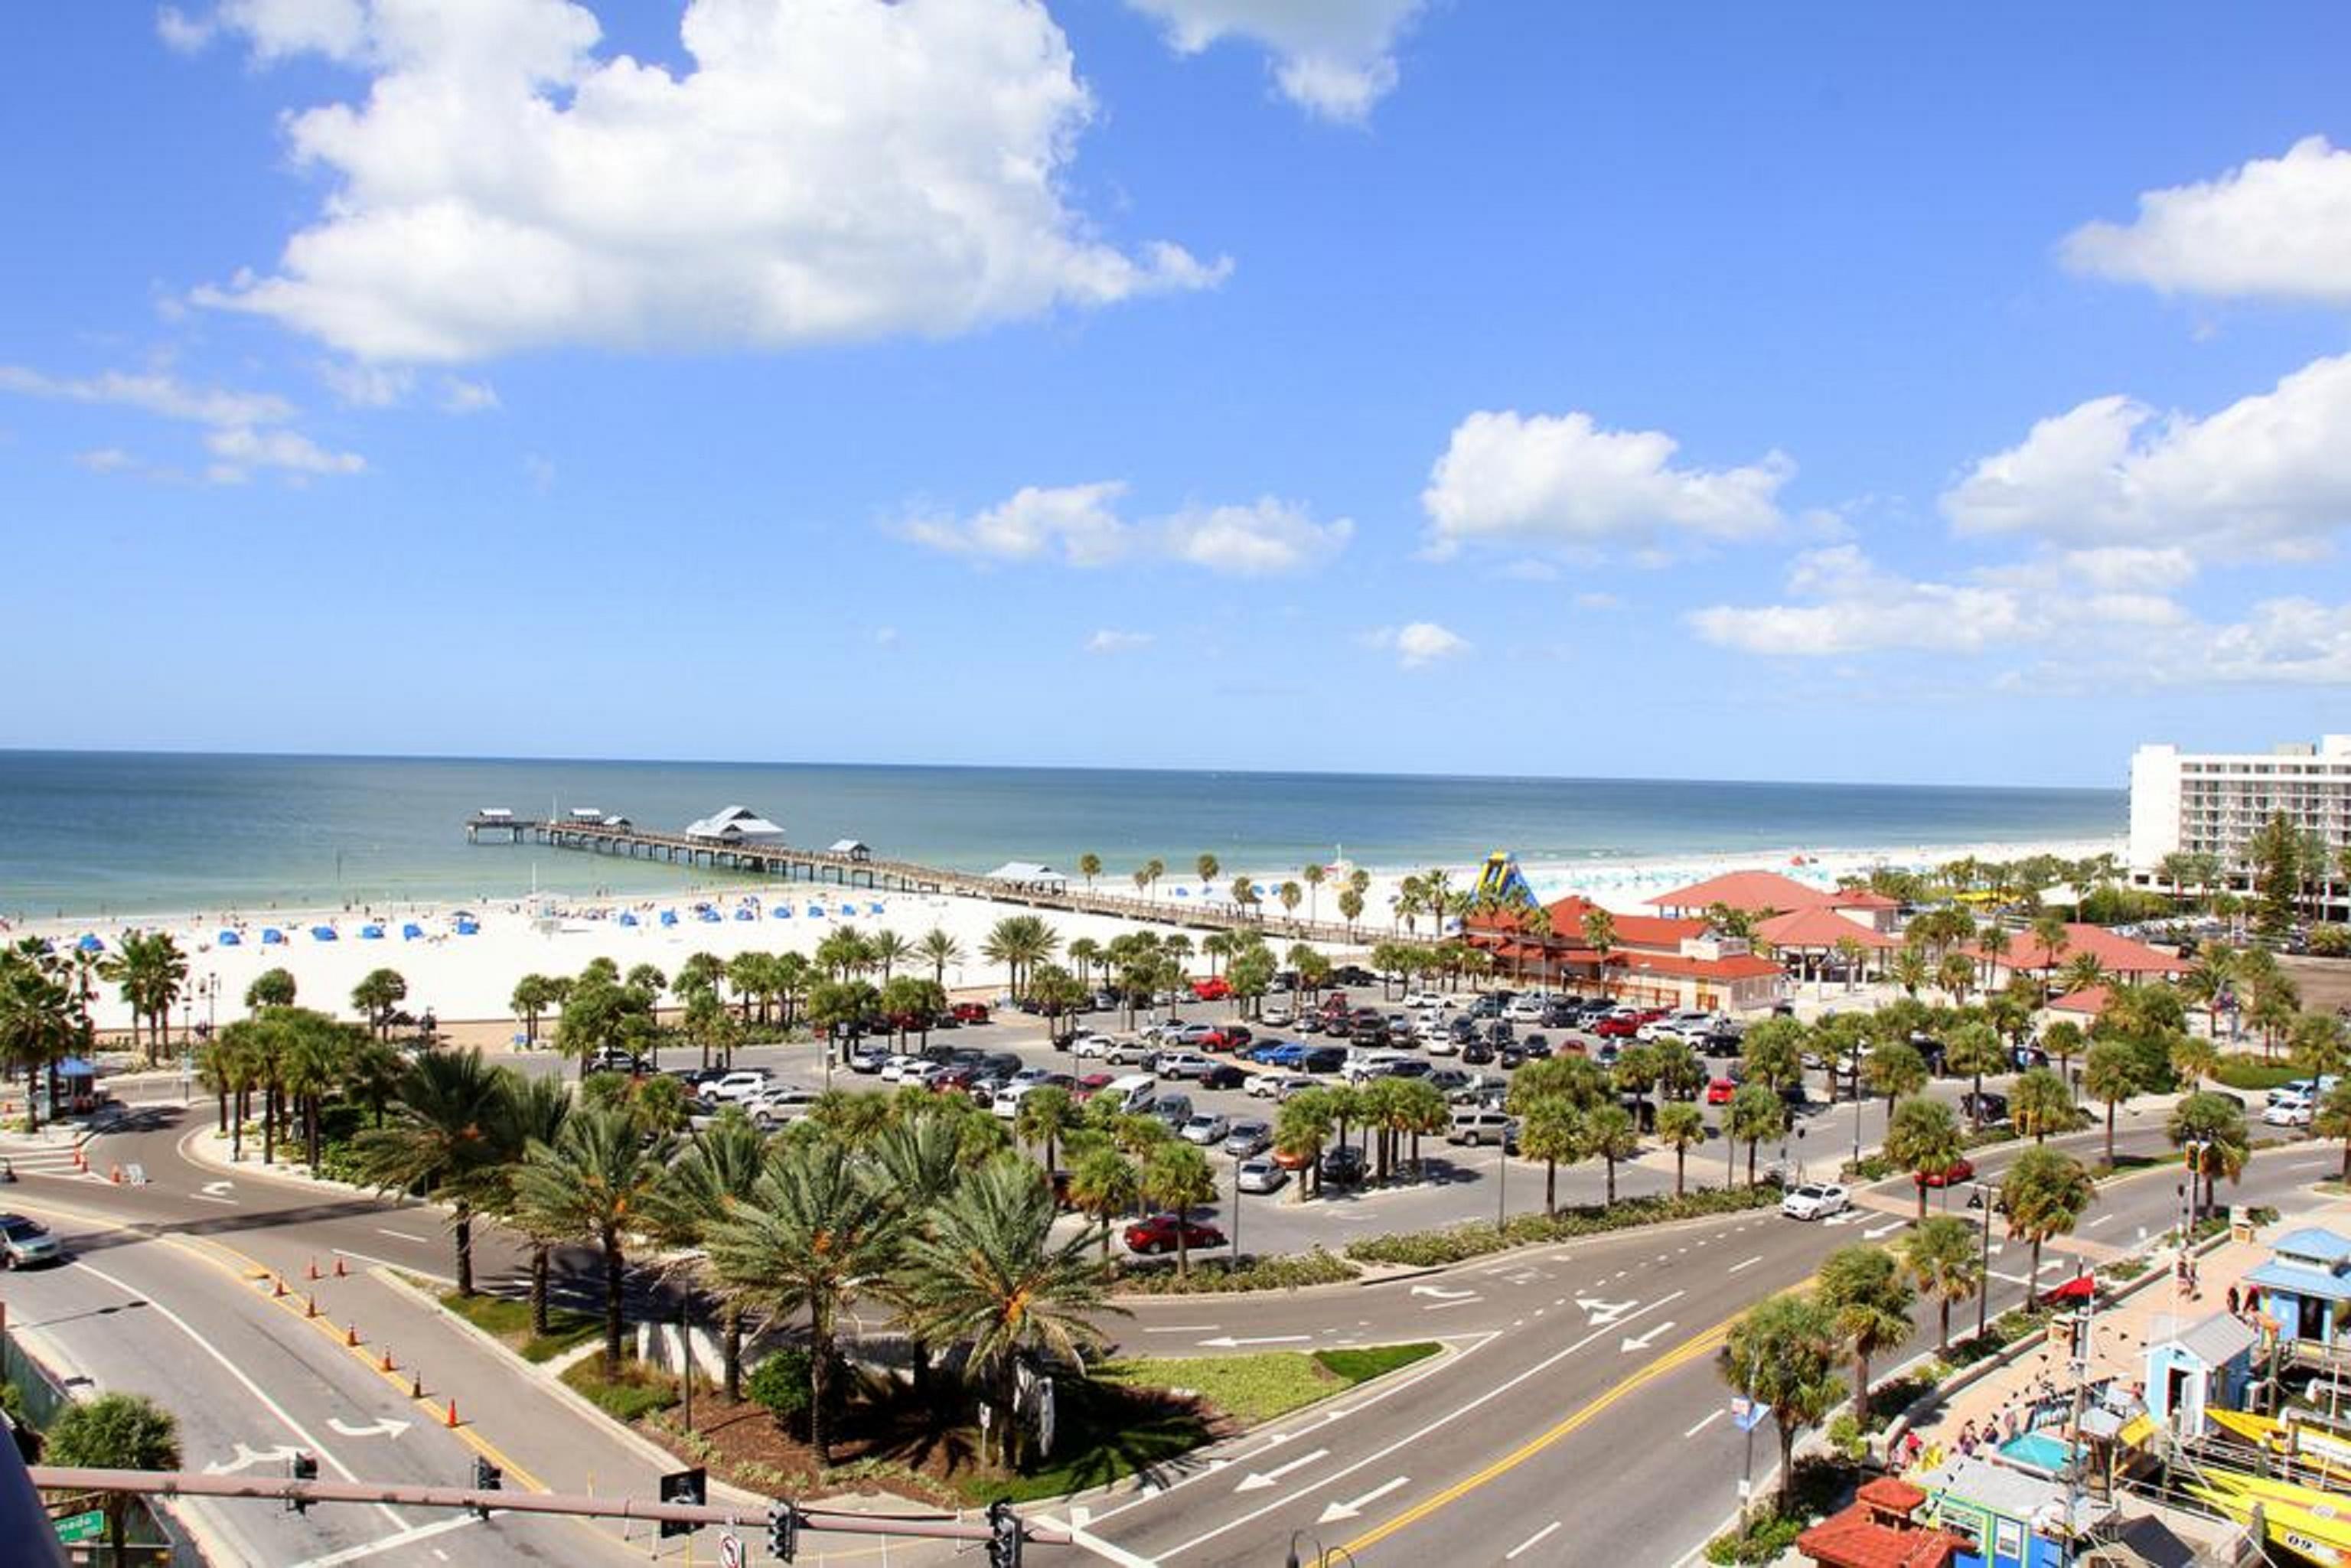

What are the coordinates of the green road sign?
(55, 1508, 105, 1543)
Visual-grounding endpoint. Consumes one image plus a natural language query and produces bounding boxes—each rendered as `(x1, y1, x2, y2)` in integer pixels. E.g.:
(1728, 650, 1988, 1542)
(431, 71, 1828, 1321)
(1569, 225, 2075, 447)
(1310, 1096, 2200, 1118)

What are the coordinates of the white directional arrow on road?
(205, 1443, 299, 1476)
(1233, 1447, 1329, 1492)
(326, 1417, 410, 1439)
(1573, 1296, 1636, 1325)
(1197, 1335, 1311, 1348)
(200, 1180, 234, 1198)
(1620, 1322, 1678, 1353)
(1820, 1212, 1858, 1227)
(1317, 1475, 1408, 1524)
(1862, 1220, 1904, 1240)
(1410, 1284, 1478, 1301)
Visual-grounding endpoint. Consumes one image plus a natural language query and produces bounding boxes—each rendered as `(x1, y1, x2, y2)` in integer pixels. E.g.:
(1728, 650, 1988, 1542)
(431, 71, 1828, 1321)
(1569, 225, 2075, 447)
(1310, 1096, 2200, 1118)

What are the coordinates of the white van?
(1105, 1074, 1158, 1113)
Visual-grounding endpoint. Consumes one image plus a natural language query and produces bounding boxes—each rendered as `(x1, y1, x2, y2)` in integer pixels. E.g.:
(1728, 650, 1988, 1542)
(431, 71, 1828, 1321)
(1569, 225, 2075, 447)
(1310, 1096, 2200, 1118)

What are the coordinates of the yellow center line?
(1339, 1309, 1745, 1557)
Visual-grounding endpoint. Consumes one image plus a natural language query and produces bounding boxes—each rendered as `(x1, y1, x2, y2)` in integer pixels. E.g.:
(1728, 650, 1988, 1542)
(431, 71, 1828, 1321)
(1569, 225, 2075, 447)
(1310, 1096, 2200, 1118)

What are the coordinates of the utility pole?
(1975, 1178, 1994, 1341)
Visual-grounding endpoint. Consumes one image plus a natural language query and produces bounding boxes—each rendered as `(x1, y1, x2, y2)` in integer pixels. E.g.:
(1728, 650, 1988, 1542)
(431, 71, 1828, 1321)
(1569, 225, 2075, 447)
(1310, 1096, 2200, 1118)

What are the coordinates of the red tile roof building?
(1961, 922, 2186, 986)
(1463, 894, 1787, 1013)
(1654, 869, 1903, 933)
(1796, 1478, 1970, 1568)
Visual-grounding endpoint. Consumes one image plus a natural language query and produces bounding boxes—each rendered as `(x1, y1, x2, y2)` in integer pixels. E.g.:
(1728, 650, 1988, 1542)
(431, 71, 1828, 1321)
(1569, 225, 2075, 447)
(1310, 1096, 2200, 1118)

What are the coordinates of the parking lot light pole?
(1231, 1152, 1242, 1265)
(1495, 1138, 1508, 1231)
(1974, 1178, 1994, 1341)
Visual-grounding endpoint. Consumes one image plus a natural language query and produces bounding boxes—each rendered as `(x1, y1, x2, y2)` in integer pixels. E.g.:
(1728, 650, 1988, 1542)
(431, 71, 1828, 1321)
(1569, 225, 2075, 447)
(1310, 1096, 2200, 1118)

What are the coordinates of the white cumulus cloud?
(902, 481, 1348, 575)
(204, 425, 367, 482)
(1123, 0, 1428, 122)
(2061, 136, 2351, 305)
(1422, 409, 1792, 559)
(1084, 628, 1155, 654)
(1364, 621, 1469, 668)
(0, 360, 360, 484)
(182, 0, 1224, 363)
(1940, 352, 2351, 562)
(1688, 546, 2027, 657)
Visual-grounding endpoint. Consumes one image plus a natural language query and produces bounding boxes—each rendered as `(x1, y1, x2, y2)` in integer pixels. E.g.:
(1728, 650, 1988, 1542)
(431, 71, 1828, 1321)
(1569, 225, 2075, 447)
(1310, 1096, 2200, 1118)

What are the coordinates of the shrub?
(2212, 1057, 2305, 1092)
(1704, 1511, 1805, 1565)
(1843, 1156, 1895, 1182)
(2310, 924, 2350, 958)
(1345, 1185, 1781, 1268)
(743, 1348, 846, 1433)
(1117, 1247, 1358, 1294)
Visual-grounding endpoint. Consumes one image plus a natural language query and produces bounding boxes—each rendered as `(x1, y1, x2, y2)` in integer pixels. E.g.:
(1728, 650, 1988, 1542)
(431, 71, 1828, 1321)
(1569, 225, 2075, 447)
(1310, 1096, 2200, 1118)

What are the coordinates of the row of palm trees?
(346, 1048, 1124, 1469)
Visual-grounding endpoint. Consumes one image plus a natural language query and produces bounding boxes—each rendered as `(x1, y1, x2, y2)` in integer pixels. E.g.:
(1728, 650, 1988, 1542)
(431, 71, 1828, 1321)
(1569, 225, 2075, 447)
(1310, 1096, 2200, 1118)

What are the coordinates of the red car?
(1593, 1015, 1642, 1039)
(1916, 1157, 1975, 1188)
(1705, 1077, 1737, 1105)
(1124, 1214, 1227, 1254)
(950, 1002, 992, 1024)
(1072, 1072, 1115, 1102)
(1191, 977, 1232, 1002)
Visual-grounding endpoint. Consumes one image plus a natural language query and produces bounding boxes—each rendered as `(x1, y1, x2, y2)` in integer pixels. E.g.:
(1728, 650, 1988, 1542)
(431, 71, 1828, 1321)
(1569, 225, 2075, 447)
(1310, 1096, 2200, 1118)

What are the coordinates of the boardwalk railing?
(469, 818, 1416, 949)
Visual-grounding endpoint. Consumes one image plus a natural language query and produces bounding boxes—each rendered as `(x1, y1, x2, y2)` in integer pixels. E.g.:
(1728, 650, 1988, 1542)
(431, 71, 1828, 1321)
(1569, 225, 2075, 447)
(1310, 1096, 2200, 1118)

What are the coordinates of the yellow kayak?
(2190, 1469, 2351, 1566)
(2207, 1409, 2351, 1478)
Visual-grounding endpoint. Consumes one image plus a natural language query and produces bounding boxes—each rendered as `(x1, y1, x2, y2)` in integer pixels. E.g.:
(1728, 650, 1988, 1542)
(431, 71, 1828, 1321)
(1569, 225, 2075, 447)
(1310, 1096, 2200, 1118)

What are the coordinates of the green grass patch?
(561, 1354, 680, 1423)
(1313, 1343, 1440, 1384)
(1345, 1184, 1782, 1268)
(438, 1289, 602, 1363)
(960, 1381, 1208, 1505)
(2212, 1057, 2304, 1091)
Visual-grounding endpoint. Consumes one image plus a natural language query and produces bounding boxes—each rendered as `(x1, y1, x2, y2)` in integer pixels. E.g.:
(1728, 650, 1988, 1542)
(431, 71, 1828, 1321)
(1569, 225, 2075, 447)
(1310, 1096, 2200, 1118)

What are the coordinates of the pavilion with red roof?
(1654, 869, 1903, 934)
(1962, 923, 2186, 989)
(1462, 893, 1788, 1013)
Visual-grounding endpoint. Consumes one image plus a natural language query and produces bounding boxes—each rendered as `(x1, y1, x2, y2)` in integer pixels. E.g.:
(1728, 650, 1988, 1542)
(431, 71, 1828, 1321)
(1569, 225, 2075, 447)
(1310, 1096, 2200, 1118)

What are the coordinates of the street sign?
(718, 1533, 742, 1568)
(55, 1509, 105, 1543)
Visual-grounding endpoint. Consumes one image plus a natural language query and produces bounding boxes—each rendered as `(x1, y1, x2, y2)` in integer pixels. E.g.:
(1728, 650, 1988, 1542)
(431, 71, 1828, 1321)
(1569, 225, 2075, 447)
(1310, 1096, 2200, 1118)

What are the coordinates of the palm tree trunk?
(1939, 1297, 1952, 1353)
(725, 1303, 745, 1403)
(531, 1244, 551, 1337)
(810, 1304, 833, 1465)
(1854, 1351, 1871, 1426)
(602, 1234, 625, 1377)
(454, 1208, 475, 1297)
(1917, 1185, 1927, 1221)
(1545, 1158, 1557, 1215)
(215, 1088, 228, 1135)
(1674, 1149, 1687, 1198)
(1605, 1156, 1617, 1207)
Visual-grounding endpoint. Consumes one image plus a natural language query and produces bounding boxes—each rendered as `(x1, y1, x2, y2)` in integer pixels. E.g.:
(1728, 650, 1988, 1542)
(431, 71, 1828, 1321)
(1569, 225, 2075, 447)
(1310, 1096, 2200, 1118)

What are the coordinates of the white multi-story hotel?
(2129, 734, 2351, 886)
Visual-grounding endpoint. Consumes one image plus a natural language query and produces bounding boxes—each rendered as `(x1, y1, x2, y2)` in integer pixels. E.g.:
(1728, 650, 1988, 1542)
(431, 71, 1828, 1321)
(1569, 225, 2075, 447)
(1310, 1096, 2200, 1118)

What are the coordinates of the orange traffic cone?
(344, 1324, 359, 1348)
(306, 1258, 321, 1281)
(378, 1348, 396, 1373)
(272, 1276, 288, 1299)
(305, 1294, 318, 1319)
(444, 1400, 461, 1428)
(334, 1257, 348, 1278)
(108, 1165, 122, 1184)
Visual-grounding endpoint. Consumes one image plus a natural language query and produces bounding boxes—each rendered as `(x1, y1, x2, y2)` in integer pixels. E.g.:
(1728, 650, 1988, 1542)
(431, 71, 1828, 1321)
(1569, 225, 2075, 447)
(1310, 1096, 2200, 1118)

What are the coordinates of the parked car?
(1319, 1146, 1368, 1185)
(1106, 1040, 1159, 1068)
(1960, 1091, 2010, 1123)
(2265, 1093, 2315, 1127)
(849, 1041, 891, 1074)
(1071, 1034, 1121, 1058)
(1236, 1157, 1289, 1194)
(1705, 1077, 1737, 1105)
(1301, 1047, 1348, 1074)
(1157, 1051, 1217, 1081)
(1270, 1075, 1321, 1101)
(1446, 1110, 1518, 1147)
(1916, 1157, 1976, 1188)
(1189, 976, 1232, 1002)
(1460, 1041, 1495, 1067)
(1180, 1112, 1232, 1146)
(1149, 1093, 1196, 1130)
(1781, 1182, 1851, 1221)
(587, 1046, 650, 1074)
(1260, 1005, 1296, 1027)
(0, 1214, 64, 1269)
(1071, 1071, 1116, 1102)
(705, 1068, 771, 1101)
(1253, 1042, 1307, 1068)
(744, 1085, 819, 1127)
(1223, 1119, 1273, 1156)
(950, 1002, 991, 1025)
(1124, 1214, 1226, 1253)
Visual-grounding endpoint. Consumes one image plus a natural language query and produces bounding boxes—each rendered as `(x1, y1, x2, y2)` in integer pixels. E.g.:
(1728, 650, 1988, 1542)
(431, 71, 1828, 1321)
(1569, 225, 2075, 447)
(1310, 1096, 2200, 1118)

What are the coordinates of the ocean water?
(0, 751, 2124, 918)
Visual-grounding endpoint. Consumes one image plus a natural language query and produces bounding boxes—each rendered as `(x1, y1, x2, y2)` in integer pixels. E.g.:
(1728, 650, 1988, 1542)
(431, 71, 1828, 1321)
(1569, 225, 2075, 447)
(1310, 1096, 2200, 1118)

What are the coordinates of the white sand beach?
(27, 834, 2121, 1035)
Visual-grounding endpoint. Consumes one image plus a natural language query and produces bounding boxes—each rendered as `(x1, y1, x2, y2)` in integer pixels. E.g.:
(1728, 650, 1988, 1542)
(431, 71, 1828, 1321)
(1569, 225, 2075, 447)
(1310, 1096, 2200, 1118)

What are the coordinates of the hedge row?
(1114, 1247, 1361, 1295)
(1343, 1185, 1783, 1269)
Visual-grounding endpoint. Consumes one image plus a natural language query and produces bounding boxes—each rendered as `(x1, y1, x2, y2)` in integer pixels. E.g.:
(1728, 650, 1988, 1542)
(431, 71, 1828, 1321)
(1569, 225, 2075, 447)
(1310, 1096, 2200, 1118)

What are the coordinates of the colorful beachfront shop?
(2245, 1227, 2351, 1363)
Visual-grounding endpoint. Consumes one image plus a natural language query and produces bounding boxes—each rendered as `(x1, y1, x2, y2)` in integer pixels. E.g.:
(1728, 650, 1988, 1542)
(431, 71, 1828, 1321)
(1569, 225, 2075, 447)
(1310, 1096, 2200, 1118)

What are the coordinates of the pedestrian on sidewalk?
(2226, 1283, 2241, 1316)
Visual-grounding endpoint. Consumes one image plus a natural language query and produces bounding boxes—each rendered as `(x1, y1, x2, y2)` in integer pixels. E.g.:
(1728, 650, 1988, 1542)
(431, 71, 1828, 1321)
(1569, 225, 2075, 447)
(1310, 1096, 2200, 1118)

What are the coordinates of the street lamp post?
(1284, 1531, 1358, 1568)
(1231, 1152, 1242, 1266)
(1974, 1178, 1994, 1341)
(1495, 1136, 1508, 1231)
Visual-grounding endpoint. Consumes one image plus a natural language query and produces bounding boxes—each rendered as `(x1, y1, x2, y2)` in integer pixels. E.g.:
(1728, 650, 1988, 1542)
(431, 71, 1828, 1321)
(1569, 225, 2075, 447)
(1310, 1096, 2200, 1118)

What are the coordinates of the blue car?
(1253, 1042, 1306, 1067)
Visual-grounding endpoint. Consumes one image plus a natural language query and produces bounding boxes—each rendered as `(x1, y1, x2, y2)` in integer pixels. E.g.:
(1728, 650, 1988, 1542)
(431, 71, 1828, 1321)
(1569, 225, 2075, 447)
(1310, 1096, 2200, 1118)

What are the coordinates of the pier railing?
(468, 818, 1405, 949)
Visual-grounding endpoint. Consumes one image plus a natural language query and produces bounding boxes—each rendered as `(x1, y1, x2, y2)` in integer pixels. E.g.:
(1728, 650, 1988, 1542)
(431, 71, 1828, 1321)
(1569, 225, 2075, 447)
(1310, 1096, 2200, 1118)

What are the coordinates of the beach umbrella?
(868, 901, 885, 915)
(454, 918, 479, 935)
(360, 924, 384, 940)
(734, 908, 754, 921)
(311, 926, 338, 941)
(807, 905, 826, 918)
(837, 904, 855, 916)
(618, 911, 638, 927)
(76, 934, 103, 954)
(773, 906, 792, 919)
(402, 922, 424, 940)
(659, 909, 678, 927)
(217, 930, 240, 947)
(262, 928, 285, 945)
(1173, 888, 1189, 899)
(698, 908, 720, 923)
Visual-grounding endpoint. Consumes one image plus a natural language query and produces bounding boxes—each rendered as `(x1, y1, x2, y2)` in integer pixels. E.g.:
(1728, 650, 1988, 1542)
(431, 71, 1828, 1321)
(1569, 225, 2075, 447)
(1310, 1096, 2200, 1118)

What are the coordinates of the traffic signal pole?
(25, 1468, 1071, 1549)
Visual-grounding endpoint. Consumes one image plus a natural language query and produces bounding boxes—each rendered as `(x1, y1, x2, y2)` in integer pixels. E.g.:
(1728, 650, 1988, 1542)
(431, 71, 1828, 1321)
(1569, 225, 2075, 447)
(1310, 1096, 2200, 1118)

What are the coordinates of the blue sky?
(4, 2, 2349, 788)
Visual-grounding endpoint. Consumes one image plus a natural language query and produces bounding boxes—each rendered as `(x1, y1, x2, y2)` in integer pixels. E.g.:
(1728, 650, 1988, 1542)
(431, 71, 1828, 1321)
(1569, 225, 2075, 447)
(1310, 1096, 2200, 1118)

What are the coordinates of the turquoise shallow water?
(0, 750, 2124, 918)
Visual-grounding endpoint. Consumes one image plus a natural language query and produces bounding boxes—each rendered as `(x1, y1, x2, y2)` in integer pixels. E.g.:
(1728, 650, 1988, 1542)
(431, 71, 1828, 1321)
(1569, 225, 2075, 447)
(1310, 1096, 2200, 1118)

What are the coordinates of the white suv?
(1780, 1182, 1850, 1221)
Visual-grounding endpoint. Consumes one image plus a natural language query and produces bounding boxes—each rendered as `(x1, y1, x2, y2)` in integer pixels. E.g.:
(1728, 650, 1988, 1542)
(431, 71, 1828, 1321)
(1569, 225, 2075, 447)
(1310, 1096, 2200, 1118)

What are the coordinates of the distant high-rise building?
(2129, 735, 2351, 892)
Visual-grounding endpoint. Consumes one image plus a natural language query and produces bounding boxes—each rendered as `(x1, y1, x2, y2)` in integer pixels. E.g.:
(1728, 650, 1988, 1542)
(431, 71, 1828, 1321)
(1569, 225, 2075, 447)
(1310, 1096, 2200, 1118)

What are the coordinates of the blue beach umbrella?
(807, 904, 826, 918)
(618, 911, 639, 927)
(773, 906, 791, 920)
(734, 908, 754, 921)
(360, 924, 384, 940)
(868, 901, 885, 915)
(402, 922, 424, 940)
(1173, 888, 1189, 899)
(311, 926, 338, 941)
(77, 934, 104, 954)
(217, 930, 240, 947)
(698, 908, 721, 924)
(659, 909, 678, 927)
(454, 918, 479, 935)
(262, 927, 285, 945)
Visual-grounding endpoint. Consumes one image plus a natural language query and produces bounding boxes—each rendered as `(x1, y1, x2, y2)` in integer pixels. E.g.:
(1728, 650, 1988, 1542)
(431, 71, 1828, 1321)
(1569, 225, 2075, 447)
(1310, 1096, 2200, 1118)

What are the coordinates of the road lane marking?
(1198, 1333, 1310, 1348)
(286, 1513, 486, 1567)
(374, 1228, 429, 1244)
(2089, 1214, 2116, 1228)
(1506, 1521, 1562, 1560)
(1684, 1410, 1725, 1438)
(67, 1253, 406, 1531)
(1319, 1475, 1408, 1524)
(1234, 1447, 1329, 1492)
(331, 1247, 455, 1285)
(1141, 1325, 1219, 1333)
(1621, 1322, 1677, 1352)
(1422, 1298, 1482, 1311)
(1727, 1256, 1762, 1274)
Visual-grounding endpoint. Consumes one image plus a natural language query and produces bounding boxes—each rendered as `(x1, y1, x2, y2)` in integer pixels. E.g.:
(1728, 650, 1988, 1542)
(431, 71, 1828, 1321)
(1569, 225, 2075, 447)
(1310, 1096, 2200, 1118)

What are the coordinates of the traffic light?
(286, 1452, 318, 1514)
(767, 1499, 799, 1562)
(659, 1467, 706, 1539)
(470, 1456, 502, 1519)
(986, 1498, 1022, 1568)
(2183, 1143, 2203, 1174)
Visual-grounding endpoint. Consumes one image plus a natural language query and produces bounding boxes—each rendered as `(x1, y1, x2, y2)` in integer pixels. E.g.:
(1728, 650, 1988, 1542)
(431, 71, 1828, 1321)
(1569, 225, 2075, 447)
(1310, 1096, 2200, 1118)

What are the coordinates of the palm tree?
(101, 929, 188, 1064)
(1141, 1142, 1217, 1279)
(1014, 1086, 1078, 1171)
(1726, 1084, 1785, 1186)
(894, 1156, 1118, 1471)
(980, 915, 1059, 1001)
(2167, 1090, 2250, 1221)
(2316, 1081, 2351, 1182)
(646, 1110, 767, 1400)
(1581, 909, 1617, 996)
(1899, 1214, 1984, 1353)
(1943, 1022, 2005, 1128)
(510, 1106, 673, 1377)
(246, 966, 298, 1009)
(703, 1143, 901, 1464)
(45, 1390, 181, 1562)
(1337, 885, 1366, 935)
(510, 973, 559, 1046)
(1078, 852, 1102, 892)
(280, 1012, 355, 1173)
(485, 1071, 575, 1335)
(1657, 1102, 1706, 1196)
(1885, 1097, 1963, 1218)
(2000, 1145, 2095, 1284)
(2170, 1030, 2220, 1091)
(351, 967, 409, 1039)
(1720, 1292, 1843, 1512)
(2082, 1038, 2138, 1167)
(869, 931, 916, 983)
(1585, 1103, 1639, 1207)
(1065, 937, 1102, 991)
(1068, 1146, 1142, 1257)
(2011, 1067, 2074, 1142)
(918, 927, 965, 988)
(0, 952, 77, 1133)
(1817, 1244, 1915, 1426)
(1275, 1090, 1334, 1202)
(351, 1048, 514, 1296)
(1302, 861, 1325, 922)
(1196, 852, 1221, 892)
(1279, 881, 1303, 921)
(1517, 1097, 1583, 1214)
